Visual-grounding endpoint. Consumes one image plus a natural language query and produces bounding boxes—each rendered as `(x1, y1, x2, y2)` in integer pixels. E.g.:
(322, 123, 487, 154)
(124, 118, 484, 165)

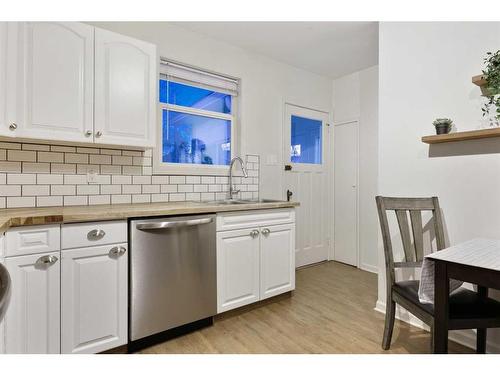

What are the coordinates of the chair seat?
(393, 280, 500, 320)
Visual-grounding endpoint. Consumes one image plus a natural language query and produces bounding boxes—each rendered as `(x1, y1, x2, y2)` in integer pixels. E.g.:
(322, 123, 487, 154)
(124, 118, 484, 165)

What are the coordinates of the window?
(154, 60, 239, 175)
(290, 115, 322, 164)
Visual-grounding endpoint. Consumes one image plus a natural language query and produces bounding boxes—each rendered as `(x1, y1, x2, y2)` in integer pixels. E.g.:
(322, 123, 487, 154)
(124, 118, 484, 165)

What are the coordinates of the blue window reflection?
(290, 115, 322, 164)
(162, 110, 231, 165)
(160, 80, 231, 114)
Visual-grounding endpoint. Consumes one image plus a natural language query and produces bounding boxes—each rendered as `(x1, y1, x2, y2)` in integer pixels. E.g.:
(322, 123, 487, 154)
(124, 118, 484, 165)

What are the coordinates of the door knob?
(9, 123, 17, 131)
(85, 130, 92, 137)
(249, 230, 260, 238)
(95, 131, 103, 137)
(261, 228, 270, 236)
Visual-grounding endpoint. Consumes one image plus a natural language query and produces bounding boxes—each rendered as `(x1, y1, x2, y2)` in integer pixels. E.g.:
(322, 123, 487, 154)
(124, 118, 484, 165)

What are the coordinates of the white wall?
(378, 22, 500, 352)
(90, 22, 333, 200)
(332, 66, 379, 272)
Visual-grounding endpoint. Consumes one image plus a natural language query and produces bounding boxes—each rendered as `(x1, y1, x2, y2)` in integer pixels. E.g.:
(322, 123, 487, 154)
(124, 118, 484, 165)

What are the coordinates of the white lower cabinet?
(217, 228, 260, 313)
(216, 209, 296, 313)
(260, 223, 295, 300)
(61, 243, 128, 354)
(4, 252, 60, 354)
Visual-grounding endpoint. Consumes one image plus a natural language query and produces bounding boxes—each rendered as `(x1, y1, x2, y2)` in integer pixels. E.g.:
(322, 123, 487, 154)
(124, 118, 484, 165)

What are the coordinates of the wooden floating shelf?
(422, 127, 500, 144)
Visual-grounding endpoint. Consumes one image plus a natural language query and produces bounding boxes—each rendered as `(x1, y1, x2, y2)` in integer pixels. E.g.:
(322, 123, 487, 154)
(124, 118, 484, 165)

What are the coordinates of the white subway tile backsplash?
(8, 150, 37, 162)
(64, 195, 88, 206)
(23, 162, 50, 174)
(0, 141, 259, 208)
(7, 196, 35, 208)
(0, 161, 22, 173)
(37, 196, 63, 207)
(38, 151, 64, 163)
(7, 173, 36, 185)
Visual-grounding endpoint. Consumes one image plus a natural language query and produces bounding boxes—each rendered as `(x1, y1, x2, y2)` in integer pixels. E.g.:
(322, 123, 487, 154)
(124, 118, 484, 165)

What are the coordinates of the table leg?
(433, 260, 449, 354)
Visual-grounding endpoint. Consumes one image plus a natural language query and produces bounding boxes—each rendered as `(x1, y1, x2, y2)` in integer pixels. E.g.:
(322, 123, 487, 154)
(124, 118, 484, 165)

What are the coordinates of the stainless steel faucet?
(229, 156, 248, 199)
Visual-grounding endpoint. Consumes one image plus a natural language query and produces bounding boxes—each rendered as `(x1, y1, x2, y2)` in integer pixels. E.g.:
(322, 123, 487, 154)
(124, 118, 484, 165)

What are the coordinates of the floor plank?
(139, 261, 471, 354)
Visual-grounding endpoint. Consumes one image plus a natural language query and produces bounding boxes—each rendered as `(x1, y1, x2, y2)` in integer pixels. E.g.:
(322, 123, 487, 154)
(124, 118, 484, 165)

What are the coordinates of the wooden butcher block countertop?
(0, 199, 299, 232)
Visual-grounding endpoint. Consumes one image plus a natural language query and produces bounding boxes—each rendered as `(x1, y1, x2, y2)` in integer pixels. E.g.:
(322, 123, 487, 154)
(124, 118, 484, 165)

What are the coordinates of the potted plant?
(480, 50, 500, 125)
(433, 118, 453, 135)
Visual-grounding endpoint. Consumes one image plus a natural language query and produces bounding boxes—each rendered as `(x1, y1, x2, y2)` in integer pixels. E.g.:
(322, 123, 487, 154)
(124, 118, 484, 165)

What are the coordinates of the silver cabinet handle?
(261, 228, 270, 236)
(36, 255, 58, 265)
(250, 229, 260, 238)
(87, 229, 106, 240)
(95, 131, 102, 137)
(109, 246, 126, 256)
(136, 217, 213, 230)
(9, 123, 17, 131)
(85, 130, 92, 137)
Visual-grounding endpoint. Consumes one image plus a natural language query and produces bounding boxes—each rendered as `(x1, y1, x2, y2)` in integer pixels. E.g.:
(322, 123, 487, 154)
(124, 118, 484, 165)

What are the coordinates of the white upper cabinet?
(94, 28, 157, 148)
(0, 22, 18, 137)
(17, 22, 94, 143)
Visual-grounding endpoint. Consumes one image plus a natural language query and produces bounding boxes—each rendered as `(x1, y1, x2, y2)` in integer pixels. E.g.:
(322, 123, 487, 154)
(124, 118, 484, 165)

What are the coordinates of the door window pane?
(162, 109, 231, 165)
(160, 80, 232, 114)
(290, 115, 322, 164)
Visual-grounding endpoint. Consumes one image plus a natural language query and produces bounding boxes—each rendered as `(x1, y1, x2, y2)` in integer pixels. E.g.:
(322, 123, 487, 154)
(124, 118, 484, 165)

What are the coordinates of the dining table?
(418, 238, 500, 353)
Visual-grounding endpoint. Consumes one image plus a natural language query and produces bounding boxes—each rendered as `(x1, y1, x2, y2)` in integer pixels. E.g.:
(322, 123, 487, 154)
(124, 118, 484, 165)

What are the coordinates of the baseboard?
(360, 263, 378, 274)
(374, 300, 500, 353)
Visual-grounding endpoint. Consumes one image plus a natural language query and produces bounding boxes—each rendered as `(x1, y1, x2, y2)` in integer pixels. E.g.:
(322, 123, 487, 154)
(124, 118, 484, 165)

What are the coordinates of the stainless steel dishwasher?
(129, 214, 216, 344)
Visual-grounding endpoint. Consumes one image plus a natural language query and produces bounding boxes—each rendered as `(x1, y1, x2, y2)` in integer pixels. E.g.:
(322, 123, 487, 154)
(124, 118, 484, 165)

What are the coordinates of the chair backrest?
(376, 196, 446, 288)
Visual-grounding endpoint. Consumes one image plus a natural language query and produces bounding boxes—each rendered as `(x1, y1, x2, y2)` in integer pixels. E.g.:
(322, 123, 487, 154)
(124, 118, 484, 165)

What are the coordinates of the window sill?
(153, 162, 230, 176)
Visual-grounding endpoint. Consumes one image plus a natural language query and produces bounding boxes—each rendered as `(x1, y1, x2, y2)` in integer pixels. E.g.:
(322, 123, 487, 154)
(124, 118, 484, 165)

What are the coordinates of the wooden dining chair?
(376, 196, 500, 353)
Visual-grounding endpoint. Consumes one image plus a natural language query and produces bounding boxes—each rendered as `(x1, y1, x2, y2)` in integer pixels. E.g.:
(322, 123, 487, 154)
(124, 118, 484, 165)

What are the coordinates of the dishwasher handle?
(136, 217, 213, 230)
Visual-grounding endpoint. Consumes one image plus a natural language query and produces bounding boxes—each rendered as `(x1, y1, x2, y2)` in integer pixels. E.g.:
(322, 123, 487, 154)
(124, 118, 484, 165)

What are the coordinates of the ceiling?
(174, 22, 378, 79)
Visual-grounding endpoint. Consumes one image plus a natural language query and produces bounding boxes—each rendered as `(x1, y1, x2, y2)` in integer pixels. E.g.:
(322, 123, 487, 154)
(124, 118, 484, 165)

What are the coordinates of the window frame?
(153, 72, 239, 176)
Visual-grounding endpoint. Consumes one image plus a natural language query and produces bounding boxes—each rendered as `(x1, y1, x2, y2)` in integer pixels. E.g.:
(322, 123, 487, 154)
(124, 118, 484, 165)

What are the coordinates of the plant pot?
(435, 124, 450, 135)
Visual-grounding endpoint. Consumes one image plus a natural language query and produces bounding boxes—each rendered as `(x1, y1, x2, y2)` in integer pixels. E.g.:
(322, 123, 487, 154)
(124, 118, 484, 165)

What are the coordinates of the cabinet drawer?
(61, 221, 127, 250)
(5, 225, 60, 257)
(216, 208, 295, 232)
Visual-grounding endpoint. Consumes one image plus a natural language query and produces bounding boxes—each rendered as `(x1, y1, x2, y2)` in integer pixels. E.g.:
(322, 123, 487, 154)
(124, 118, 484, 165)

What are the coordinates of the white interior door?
(283, 104, 330, 268)
(334, 121, 358, 266)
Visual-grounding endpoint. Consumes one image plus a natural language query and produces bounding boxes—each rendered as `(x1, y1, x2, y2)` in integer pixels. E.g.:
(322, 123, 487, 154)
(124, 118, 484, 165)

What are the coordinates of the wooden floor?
(139, 261, 471, 354)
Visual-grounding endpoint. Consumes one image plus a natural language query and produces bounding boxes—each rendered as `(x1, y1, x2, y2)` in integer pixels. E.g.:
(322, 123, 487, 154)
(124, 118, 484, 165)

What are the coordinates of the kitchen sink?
(201, 198, 284, 205)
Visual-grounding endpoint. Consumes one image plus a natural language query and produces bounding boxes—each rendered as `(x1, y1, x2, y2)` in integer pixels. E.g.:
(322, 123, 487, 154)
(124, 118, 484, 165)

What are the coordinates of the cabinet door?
(260, 223, 295, 300)
(94, 27, 157, 148)
(16, 22, 94, 142)
(61, 243, 127, 354)
(5, 252, 60, 354)
(217, 228, 260, 313)
(0, 22, 18, 137)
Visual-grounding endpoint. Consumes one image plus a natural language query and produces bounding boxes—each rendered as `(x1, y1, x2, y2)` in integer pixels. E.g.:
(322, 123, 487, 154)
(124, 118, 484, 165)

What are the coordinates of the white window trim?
(153, 84, 239, 176)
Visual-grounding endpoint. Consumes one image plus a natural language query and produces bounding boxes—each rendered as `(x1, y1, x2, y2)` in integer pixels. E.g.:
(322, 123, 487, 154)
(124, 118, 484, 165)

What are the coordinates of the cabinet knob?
(261, 228, 271, 236)
(36, 255, 58, 265)
(250, 229, 260, 238)
(109, 246, 126, 257)
(9, 123, 17, 131)
(85, 130, 92, 137)
(95, 131, 102, 137)
(87, 229, 106, 240)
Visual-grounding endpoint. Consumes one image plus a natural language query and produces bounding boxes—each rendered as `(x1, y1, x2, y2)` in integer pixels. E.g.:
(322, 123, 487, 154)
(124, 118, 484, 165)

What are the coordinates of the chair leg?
(477, 328, 487, 354)
(382, 297, 396, 350)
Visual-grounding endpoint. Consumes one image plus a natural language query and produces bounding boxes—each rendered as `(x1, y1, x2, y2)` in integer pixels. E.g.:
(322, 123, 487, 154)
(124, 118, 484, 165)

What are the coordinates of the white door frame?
(281, 101, 334, 263)
(332, 118, 360, 267)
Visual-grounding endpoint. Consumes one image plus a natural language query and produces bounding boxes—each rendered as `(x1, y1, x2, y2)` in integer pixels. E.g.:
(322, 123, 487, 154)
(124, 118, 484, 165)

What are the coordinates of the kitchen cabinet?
(260, 223, 295, 300)
(0, 22, 157, 148)
(61, 243, 128, 354)
(217, 228, 260, 313)
(15, 22, 94, 143)
(216, 209, 296, 313)
(4, 251, 60, 354)
(94, 27, 157, 148)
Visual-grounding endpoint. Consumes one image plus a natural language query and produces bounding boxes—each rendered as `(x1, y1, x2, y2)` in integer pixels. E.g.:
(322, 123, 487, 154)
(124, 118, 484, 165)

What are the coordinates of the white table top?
(425, 238, 500, 271)
(418, 238, 500, 304)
